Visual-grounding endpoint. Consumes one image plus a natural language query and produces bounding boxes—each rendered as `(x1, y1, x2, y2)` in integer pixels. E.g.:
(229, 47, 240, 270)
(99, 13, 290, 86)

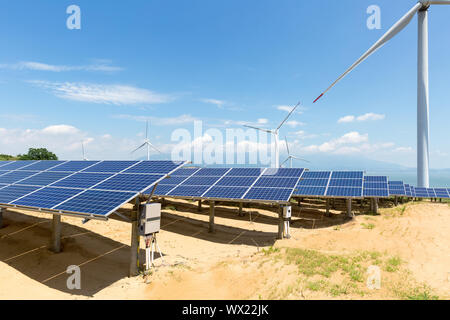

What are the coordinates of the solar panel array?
(388, 181, 406, 196)
(152, 167, 305, 203)
(0, 160, 186, 218)
(363, 176, 389, 198)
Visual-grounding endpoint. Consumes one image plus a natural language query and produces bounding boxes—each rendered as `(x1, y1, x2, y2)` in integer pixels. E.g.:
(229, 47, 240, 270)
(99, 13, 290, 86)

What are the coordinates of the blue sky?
(0, 0, 449, 168)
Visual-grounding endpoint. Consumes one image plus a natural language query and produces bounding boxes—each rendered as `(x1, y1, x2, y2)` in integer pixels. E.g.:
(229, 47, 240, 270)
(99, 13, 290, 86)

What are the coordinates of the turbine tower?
(244, 101, 301, 168)
(131, 120, 161, 160)
(281, 136, 310, 168)
(313, 0, 450, 187)
(81, 141, 88, 161)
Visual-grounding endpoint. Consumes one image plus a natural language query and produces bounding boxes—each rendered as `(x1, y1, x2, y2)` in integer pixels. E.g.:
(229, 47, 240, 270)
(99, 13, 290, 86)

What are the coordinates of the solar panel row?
(0, 160, 186, 218)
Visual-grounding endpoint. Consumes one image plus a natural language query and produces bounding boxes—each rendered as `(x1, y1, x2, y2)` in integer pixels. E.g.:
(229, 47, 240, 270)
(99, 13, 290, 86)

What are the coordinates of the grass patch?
(384, 256, 402, 272)
(361, 223, 376, 230)
(164, 205, 177, 211)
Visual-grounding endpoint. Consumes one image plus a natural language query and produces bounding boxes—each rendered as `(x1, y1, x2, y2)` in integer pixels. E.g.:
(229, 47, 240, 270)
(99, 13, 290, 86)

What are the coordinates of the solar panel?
(158, 176, 190, 186)
(363, 176, 389, 198)
(204, 186, 249, 199)
(427, 188, 436, 198)
(254, 177, 299, 188)
(325, 171, 363, 198)
(292, 171, 330, 197)
(170, 168, 201, 176)
(0, 161, 14, 168)
(180, 176, 223, 186)
(0, 160, 187, 219)
(364, 176, 388, 182)
(168, 185, 211, 197)
(331, 171, 363, 179)
(244, 187, 293, 201)
(215, 176, 258, 187)
(301, 171, 331, 179)
(52, 172, 114, 189)
(16, 171, 72, 186)
(329, 179, 363, 187)
(82, 161, 139, 173)
(49, 161, 100, 172)
(93, 173, 164, 192)
(404, 184, 412, 197)
(0, 161, 38, 170)
(12, 187, 83, 209)
(327, 187, 363, 197)
(388, 181, 406, 196)
(20, 160, 67, 171)
(225, 168, 264, 177)
(434, 188, 449, 198)
(0, 171, 39, 184)
(297, 178, 329, 187)
(414, 187, 428, 198)
(295, 186, 327, 196)
(262, 168, 304, 177)
(54, 190, 137, 216)
(192, 168, 230, 176)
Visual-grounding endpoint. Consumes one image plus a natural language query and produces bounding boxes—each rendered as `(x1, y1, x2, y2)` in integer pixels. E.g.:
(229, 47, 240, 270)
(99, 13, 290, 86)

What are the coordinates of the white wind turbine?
(281, 136, 310, 168)
(81, 141, 88, 161)
(131, 120, 161, 160)
(244, 101, 301, 168)
(313, 0, 450, 188)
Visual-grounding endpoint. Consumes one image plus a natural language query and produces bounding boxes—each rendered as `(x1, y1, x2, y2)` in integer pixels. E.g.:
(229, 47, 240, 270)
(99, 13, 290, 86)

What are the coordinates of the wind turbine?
(281, 136, 310, 168)
(131, 120, 161, 160)
(313, 0, 450, 188)
(244, 101, 301, 168)
(81, 141, 88, 161)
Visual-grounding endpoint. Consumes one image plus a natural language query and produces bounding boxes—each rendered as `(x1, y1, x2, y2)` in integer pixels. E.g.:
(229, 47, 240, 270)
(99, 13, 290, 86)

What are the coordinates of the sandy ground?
(0, 198, 449, 300)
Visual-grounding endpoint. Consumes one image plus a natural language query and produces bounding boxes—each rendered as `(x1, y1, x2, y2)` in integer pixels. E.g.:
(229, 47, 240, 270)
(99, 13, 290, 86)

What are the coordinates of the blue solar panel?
(225, 168, 264, 177)
(331, 171, 363, 179)
(244, 187, 292, 201)
(254, 177, 299, 188)
(49, 161, 100, 172)
(192, 168, 230, 176)
(329, 179, 363, 187)
(93, 173, 164, 192)
(434, 188, 449, 198)
(180, 176, 222, 186)
(295, 186, 327, 196)
(301, 171, 331, 179)
(364, 189, 389, 197)
(82, 161, 139, 173)
(12, 187, 82, 209)
(297, 178, 329, 187)
(52, 172, 114, 189)
(170, 168, 201, 176)
(54, 190, 137, 216)
(414, 187, 428, 197)
(20, 161, 67, 171)
(215, 176, 257, 187)
(364, 182, 388, 189)
(388, 184, 406, 196)
(0, 161, 38, 170)
(262, 168, 304, 177)
(0, 185, 40, 203)
(158, 176, 189, 185)
(427, 188, 436, 198)
(204, 186, 248, 199)
(365, 176, 388, 182)
(122, 160, 184, 174)
(0, 170, 11, 176)
(17, 171, 72, 186)
(326, 187, 362, 197)
(168, 185, 210, 197)
(0, 171, 38, 184)
(0, 161, 14, 168)
(389, 181, 404, 186)
(152, 184, 177, 196)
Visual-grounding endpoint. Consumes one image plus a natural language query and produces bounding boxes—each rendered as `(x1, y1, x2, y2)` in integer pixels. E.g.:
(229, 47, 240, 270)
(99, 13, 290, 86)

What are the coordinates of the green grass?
(361, 223, 376, 230)
(384, 256, 402, 272)
(164, 205, 177, 211)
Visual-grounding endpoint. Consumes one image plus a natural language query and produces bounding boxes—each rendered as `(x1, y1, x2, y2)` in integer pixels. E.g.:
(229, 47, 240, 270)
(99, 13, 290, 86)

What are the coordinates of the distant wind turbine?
(312, 0, 450, 187)
(81, 141, 88, 161)
(281, 136, 310, 168)
(244, 101, 301, 168)
(131, 120, 161, 160)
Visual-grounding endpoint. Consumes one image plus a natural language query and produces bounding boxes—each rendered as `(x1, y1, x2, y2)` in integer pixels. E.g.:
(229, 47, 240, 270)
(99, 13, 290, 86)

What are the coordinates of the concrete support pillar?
(129, 198, 140, 277)
(325, 199, 330, 217)
(51, 215, 62, 253)
(197, 200, 202, 212)
(277, 206, 284, 240)
(209, 201, 215, 233)
(238, 203, 243, 216)
(346, 199, 353, 218)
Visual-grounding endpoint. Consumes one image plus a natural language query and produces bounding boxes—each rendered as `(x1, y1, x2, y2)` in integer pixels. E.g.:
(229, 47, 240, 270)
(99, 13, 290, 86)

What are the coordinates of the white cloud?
(201, 98, 226, 109)
(112, 114, 198, 126)
(257, 118, 268, 124)
(338, 113, 385, 123)
(42, 124, 79, 135)
(302, 131, 375, 154)
(285, 120, 305, 128)
(28, 81, 173, 105)
(1, 61, 123, 72)
(276, 105, 304, 114)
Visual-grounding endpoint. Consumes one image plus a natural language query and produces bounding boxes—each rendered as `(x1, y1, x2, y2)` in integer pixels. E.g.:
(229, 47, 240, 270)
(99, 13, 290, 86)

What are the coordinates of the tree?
(18, 148, 58, 160)
(0, 154, 17, 161)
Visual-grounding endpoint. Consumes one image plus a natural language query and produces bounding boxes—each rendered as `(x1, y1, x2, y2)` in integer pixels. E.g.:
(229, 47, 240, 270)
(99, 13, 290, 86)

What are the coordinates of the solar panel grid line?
(198, 168, 233, 198)
(0, 161, 14, 168)
(141, 161, 189, 195)
(293, 171, 331, 197)
(153, 167, 201, 196)
(240, 168, 268, 200)
(0, 160, 41, 171)
(18, 160, 69, 172)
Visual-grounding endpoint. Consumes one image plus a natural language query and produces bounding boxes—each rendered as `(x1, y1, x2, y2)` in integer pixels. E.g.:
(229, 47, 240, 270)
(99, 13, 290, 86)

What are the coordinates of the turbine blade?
(285, 136, 290, 155)
(131, 142, 147, 154)
(277, 101, 301, 130)
(429, 1, 450, 4)
(147, 141, 162, 154)
(280, 158, 289, 167)
(313, 2, 422, 103)
(243, 125, 273, 134)
(291, 156, 310, 163)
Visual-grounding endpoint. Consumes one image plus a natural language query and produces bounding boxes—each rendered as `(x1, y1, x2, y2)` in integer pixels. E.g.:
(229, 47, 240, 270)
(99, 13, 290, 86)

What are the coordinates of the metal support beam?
(346, 199, 353, 218)
(325, 199, 330, 217)
(197, 200, 202, 212)
(238, 202, 244, 216)
(209, 201, 215, 233)
(51, 215, 62, 253)
(129, 198, 140, 277)
(277, 206, 283, 239)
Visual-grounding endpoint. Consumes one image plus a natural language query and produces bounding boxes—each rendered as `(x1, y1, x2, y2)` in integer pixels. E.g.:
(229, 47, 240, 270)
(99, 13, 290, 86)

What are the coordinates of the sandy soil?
(0, 198, 448, 300)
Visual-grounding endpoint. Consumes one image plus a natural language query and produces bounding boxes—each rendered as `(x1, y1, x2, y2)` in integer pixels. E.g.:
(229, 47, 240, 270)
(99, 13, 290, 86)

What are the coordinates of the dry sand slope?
(0, 200, 448, 300)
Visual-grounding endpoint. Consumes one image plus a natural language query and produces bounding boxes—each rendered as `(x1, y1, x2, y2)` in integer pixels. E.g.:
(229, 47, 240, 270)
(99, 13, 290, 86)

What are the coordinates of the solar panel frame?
(324, 171, 364, 198)
(363, 176, 389, 198)
(433, 188, 449, 198)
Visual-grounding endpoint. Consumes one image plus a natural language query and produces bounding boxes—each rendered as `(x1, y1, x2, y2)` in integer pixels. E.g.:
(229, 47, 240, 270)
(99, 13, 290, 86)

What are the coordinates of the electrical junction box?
(139, 203, 161, 236)
(282, 206, 292, 219)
